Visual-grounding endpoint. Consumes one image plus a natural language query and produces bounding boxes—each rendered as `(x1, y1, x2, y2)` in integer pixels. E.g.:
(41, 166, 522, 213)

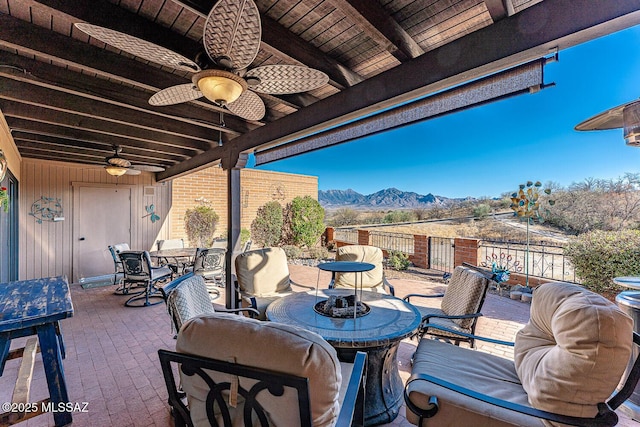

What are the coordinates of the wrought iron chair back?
(192, 248, 225, 284)
(119, 250, 171, 307)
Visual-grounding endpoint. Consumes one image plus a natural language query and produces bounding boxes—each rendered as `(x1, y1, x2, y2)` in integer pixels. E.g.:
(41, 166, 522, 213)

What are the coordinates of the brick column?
(454, 238, 480, 267)
(357, 229, 370, 246)
(324, 227, 334, 245)
(411, 234, 429, 268)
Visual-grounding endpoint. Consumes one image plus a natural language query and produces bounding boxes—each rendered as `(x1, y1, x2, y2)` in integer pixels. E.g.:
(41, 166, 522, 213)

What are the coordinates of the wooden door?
(73, 185, 131, 282)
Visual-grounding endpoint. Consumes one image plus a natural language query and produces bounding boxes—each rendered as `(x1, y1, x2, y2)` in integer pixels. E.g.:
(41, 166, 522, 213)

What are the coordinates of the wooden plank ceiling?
(0, 0, 638, 180)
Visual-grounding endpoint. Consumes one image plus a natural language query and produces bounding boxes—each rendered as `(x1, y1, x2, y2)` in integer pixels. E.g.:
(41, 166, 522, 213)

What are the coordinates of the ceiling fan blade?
(149, 84, 202, 106)
(203, 0, 261, 70)
(124, 168, 142, 176)
(74, 23, 200, 73)
(132, 165, 166, 172)
(246, 65, 329, 94)
(227, 90, 265, 121)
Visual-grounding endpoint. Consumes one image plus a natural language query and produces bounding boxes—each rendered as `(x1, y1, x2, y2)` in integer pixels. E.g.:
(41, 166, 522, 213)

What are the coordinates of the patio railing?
(334, 228, 358, 244)
(369, 231, 414, 255)
(429, 237, 455, 273)
(479, 239, 577, 283)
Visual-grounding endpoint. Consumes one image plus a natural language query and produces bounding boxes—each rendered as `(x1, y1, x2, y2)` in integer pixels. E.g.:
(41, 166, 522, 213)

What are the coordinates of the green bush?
(251, 201, 283, 248)
(564, 229, 640, 293)
(184, 205, 219, 247)
(473, 204, 491, 219)
(383, 210, 415, 224)
(282, 245, 303, 260)
(387, 250, 410, 271)
(288, 196, 325, 248)
(307, 246, 330, 260)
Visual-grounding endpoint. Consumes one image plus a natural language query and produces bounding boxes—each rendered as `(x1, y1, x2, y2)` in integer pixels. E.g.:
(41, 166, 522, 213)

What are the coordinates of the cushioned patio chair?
(235, 247, 313, 320)
(191, 247, 225, 285)
(159, 312, 367, 427)
(329, 245, 395, 295)
(119, 250, 173, 307)
(160, 272, 258, 333)
(108, 242, 133, 295)
(404, 281, 640, 427)
(403, 265, 492, 347)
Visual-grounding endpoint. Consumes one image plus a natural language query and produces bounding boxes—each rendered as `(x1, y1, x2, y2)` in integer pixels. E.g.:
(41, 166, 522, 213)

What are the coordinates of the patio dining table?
(149, 248, 198, 275)
(266, 288, 421, 426)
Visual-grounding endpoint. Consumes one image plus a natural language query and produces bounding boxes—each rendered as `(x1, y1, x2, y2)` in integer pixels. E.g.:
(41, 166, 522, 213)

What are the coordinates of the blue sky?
(253, 25, 640, 199)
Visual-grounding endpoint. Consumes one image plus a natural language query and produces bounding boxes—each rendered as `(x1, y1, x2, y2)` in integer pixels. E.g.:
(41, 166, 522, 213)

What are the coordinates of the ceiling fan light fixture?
(105, 165, 128, 177)
(623, 102, 640, 146)
(194, 69, 247, 105)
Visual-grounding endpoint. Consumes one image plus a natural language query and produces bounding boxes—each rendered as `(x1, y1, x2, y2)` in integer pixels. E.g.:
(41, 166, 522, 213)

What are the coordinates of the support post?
(222, 152, 248, 309)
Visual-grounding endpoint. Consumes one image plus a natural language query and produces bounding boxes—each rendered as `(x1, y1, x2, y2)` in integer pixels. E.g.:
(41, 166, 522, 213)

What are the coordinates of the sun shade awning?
(254, 58, 550, 166)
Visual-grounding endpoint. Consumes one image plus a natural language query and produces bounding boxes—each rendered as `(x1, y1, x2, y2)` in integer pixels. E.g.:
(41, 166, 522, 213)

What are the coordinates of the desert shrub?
(387, 250, 410, 271)
(473, 204, 491, 219)
(308, 246, 330, 260)
(282, 245, 303, 260)
(564, 229, 640, 293)
(329, 208, 360, 226)
(383, 210, 415, 224)
(251, 201, 283, 247)
(184, 205, 219, 247)
(220, 228, 251, 246)
(288, 196, 325, 248)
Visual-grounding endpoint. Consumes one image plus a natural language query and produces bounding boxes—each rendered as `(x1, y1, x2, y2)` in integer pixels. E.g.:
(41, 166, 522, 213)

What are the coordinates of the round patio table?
(149, 248, 197, 274)
(266, 289, 421, 426)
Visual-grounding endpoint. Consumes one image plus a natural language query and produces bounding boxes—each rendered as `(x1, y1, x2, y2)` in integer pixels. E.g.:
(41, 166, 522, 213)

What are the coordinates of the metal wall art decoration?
(143, 204, 160, 223)
(29, 196, 64, 223)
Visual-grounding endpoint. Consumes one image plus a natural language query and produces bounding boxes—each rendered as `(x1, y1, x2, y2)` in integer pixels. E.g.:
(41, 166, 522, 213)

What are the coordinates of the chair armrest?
(404, 373, 618, 426)
(383, 277, 395, 296)
(404, 293, 445, 302)
(290, 279, 315, 290)
(217, 307, 261, 317)
(335, 351, 367, 427)
(419, 325, 515, 347)
(423, 312, 482, 321)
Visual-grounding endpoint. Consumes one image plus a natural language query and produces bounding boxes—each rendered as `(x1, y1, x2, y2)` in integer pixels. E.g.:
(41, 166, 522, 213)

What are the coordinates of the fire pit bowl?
(314, 294, 370, 318)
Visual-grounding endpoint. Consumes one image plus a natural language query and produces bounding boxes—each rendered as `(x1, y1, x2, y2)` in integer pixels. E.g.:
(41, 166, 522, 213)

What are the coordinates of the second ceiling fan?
(75, 0, 329, 121)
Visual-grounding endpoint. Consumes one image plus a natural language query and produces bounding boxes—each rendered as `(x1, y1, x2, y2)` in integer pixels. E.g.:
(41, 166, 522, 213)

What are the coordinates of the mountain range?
(318, 188, 455, 209)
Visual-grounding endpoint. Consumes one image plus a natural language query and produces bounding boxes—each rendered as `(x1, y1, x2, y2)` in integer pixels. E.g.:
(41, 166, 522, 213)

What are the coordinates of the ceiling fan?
(575, 99, 640, 146)
(104, 146, 166, 177)
(74, 0, 329, 121)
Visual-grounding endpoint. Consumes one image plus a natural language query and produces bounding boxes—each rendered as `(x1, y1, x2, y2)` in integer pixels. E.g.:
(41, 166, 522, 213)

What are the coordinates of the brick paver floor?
(0, 265, 636, 426)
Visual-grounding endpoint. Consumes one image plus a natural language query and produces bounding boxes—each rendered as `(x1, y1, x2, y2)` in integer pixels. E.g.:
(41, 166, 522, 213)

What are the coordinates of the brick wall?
(170, 167, 317, 246)
(453, 238, 481, 267)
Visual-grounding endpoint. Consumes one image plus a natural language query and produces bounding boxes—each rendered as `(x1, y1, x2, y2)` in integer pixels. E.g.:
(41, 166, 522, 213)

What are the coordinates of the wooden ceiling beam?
(328, 0, 424, 61)
(13, 134, 180, 166)
(6, 118, 193, 161)
(0, 101, 206, 154)
(0, 52, 250, 135)
(173, 0, 364, 88)
(0, 12, 256, 131)
(158, 0, 640, 180)
(0, 78, 215, 150)
(485, 0, 511, 21)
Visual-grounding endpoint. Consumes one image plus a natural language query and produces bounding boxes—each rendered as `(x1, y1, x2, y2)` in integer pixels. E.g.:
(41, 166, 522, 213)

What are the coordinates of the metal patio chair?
(119, 250, 173, 307)
(404, 264, 492, 347)
(159, 312, 367, 427)
(404, 281, 640, 427)
(329, 245, 395, 295)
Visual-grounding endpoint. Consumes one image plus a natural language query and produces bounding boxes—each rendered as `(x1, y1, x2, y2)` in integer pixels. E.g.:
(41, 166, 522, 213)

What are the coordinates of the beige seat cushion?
(176, 313, 342, 427)
(235, 247, 292, 296)
(333, 245, 384, 290)
(440, 266, 490, 329)
(514, 281, 633, 418)
(407, 338, 548, 427)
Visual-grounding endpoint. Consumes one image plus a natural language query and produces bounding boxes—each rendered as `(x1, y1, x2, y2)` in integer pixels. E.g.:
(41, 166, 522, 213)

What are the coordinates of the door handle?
(79, 237, 86, 241)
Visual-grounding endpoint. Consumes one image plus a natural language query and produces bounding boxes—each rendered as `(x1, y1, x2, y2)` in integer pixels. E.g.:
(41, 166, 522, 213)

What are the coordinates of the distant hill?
(319, 188, 455, 209)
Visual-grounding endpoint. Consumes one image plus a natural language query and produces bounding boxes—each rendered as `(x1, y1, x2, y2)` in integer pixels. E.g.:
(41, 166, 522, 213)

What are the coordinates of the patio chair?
(403, 265, 492, 347)
(329, 245, 395, 295)
(108, 243, 134, 295)
(119, 250, 173, 307)
(159, 312, 367, 427)
(235, 247, 313, 320)
(191, 247, 225, 286)
(160, 273, 258, 333)
(404, 281, 640, 427)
